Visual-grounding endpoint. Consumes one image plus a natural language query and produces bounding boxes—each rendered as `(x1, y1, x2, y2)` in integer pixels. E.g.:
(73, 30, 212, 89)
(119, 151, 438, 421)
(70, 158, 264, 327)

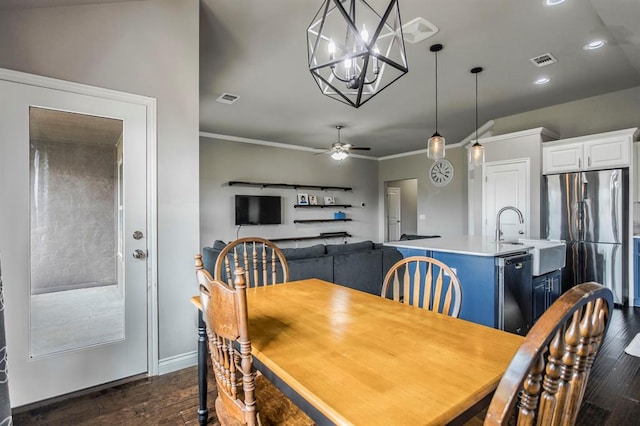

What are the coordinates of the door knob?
(132, 249, 146, 259)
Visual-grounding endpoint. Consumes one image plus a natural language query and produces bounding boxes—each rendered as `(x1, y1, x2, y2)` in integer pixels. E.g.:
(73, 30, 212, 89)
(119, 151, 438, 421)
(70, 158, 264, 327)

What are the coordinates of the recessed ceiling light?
(583, 40, 607, 50)
(544, 0, 566, 5)
(535, 77, 550, 85)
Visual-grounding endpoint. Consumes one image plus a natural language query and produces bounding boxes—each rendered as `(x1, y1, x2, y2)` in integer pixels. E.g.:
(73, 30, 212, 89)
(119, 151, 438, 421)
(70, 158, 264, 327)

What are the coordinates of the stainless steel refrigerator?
(543, 169, 628, 305)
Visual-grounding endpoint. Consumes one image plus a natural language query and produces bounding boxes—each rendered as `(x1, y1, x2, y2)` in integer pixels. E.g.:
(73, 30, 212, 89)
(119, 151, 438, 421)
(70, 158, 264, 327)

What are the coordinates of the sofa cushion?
(333, 249, 383, 295)
(281, 244, 326, 260)
(326, 240, 374, 255)
(201, 245, 221, 276)
(287, 256, 334, 282)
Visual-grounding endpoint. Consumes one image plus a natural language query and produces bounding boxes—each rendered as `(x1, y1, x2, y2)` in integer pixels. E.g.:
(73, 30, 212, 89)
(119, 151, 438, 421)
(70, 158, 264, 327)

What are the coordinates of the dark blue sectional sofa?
(202, 240, 403, 296)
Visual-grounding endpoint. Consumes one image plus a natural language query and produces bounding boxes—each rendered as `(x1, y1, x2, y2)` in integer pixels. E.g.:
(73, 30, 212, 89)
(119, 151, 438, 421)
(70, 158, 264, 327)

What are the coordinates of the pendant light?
(427, 43, 445, 160)
(469, 66, 485, 168)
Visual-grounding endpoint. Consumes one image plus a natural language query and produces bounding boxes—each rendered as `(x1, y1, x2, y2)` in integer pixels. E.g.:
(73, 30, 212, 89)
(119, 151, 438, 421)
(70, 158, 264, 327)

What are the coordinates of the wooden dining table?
(191, 278, 524, 425)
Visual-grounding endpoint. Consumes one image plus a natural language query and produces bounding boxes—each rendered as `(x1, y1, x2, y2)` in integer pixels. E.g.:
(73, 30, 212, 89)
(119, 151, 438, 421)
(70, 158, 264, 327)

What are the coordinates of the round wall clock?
(429, 159, 454, 186)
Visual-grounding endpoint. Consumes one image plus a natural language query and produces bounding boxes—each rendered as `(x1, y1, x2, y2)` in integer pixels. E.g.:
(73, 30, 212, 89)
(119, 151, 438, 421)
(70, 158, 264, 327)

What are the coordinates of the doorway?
(0, 70, 157, 407)
(385, 179, 418, 241)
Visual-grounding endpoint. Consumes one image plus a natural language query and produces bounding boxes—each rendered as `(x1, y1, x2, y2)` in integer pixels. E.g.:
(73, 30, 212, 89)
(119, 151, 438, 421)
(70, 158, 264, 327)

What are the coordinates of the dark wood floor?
(12, 306, 640, 425)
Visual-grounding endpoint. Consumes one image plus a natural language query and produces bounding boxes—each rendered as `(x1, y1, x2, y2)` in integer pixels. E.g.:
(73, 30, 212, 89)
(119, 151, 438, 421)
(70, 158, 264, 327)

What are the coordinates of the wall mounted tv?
(235, 195, 282, 225)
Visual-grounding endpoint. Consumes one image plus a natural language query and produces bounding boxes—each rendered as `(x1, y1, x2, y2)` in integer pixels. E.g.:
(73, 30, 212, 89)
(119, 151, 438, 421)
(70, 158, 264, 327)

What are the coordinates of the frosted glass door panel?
(29, 107, 124, 357)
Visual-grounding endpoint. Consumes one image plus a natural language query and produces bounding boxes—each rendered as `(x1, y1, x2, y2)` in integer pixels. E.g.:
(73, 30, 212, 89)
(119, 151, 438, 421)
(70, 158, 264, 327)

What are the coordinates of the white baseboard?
(158, 350, 198, 375)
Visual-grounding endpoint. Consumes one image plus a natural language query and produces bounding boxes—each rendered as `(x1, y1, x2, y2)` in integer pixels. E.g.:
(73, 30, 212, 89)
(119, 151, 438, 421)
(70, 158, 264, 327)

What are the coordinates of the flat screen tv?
(235, 195, 282, 225)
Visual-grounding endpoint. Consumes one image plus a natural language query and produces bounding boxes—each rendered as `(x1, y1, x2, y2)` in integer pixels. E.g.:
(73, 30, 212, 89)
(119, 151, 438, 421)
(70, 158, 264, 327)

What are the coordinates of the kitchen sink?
(518, 238, 566, 276)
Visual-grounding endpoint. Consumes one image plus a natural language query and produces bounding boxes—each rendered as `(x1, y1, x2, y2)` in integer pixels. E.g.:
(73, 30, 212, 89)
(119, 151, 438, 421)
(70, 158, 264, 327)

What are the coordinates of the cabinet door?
(635, 239, 640, 307)
(532, 276, 547, 322)
(543, 143, 583, 174)
(585, 136, 631, 169)
(548, 269, 562, 305)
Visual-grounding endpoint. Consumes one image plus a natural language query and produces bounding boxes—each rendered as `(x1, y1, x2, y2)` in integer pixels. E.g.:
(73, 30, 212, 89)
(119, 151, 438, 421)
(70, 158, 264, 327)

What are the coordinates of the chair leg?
(197, 310, 208, 425)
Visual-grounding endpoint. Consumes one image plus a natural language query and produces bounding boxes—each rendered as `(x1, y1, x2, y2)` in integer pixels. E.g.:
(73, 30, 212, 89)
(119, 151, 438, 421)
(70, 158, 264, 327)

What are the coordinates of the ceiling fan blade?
(350, 147, 371, 151)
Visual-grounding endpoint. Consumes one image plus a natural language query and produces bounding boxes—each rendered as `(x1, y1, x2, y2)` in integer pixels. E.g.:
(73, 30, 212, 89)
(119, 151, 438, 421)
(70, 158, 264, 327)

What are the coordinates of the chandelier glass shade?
(469, 66, 485, 168)
(307, 0, 409, 108)
(331, 149, 349, 160)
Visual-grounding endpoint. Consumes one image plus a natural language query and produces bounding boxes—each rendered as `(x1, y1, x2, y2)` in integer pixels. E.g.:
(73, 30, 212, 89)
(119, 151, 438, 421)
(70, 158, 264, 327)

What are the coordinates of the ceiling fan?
(318, 126, 371, 160)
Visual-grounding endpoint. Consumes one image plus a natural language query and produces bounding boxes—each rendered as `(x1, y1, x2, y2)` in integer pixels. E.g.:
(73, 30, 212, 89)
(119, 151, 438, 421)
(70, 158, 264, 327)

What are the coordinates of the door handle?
(588, 156, 591, 167)
(578, 158, 581, 168)
(132, 249, 146, 259)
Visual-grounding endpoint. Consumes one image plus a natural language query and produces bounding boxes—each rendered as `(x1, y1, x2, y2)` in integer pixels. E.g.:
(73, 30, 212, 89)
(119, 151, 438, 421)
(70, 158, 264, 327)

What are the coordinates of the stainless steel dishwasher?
(496, 252, 533, 336)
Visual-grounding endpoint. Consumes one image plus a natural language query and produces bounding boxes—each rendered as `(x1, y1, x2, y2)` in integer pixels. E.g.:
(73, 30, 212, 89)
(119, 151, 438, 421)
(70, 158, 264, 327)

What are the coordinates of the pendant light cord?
(435, 50, 438, 132)
(475, 71, 478, 142)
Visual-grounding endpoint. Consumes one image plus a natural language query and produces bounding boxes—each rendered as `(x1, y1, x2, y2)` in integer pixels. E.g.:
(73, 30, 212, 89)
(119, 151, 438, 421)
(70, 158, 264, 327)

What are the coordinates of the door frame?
(481, 158, 530, 239)
(386, 186, 401, 241)
(0, 67, 159, 376)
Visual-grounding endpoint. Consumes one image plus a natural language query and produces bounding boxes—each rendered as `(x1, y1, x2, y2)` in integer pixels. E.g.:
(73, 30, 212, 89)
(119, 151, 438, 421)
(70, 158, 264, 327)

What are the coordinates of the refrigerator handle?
(577, 201, 583, 235)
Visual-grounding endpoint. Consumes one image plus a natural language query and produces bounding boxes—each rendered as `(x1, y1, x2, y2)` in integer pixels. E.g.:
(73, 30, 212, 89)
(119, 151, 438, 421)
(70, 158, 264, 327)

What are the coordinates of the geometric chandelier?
(307, 0, 409, 108)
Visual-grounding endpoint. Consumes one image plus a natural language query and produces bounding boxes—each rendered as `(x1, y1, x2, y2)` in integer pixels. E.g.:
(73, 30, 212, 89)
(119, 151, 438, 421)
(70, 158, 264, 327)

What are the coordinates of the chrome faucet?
(495, 206, 524, 242)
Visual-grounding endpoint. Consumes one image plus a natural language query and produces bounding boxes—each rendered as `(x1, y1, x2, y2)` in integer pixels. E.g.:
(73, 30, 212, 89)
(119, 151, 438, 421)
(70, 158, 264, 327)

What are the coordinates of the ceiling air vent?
(401, 17, 438, 44)
(529, 53, 557, 67)
(216, 93, 239, 104)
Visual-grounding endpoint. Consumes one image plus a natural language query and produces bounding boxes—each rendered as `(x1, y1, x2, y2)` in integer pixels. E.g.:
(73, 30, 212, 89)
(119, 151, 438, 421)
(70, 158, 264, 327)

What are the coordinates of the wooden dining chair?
(214, 237, 289, 288)
(196, 259, 314, 426)
(484, 282, 613, 425)
(381, 256, 462, 317)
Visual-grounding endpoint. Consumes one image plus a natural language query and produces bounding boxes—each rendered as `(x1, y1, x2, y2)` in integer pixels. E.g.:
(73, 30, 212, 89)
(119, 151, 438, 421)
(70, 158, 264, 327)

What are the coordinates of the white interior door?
(482, 159, 530, 241)
(0, 77, 149, 407)
(387, 187, 401, 241)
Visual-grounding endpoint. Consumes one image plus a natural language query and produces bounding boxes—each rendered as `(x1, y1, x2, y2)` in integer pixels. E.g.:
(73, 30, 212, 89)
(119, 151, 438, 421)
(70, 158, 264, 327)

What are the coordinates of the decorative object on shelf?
(318, 126, 371, 161)
(306, 0, 408, 108)
(334, 211, 346, 219)
(309, 195, 318, 205)
(427, 43, 445, 161)
(324, 196, 335, 205)
(297, 193, 309, 205)
(429, 159, 454, 186)
(469, 66, 485, 168)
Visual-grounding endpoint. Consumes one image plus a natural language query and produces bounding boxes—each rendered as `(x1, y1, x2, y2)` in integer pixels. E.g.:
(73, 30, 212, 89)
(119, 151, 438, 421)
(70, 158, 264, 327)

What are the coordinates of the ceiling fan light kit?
(325, 125, 371, 161)
(427, 43, 445, 160)
(307, 0, 409, 108)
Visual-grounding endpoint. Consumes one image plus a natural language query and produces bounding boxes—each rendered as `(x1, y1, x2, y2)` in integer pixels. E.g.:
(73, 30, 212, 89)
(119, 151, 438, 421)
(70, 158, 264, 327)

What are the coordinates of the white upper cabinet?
(543, 128, 639, 174)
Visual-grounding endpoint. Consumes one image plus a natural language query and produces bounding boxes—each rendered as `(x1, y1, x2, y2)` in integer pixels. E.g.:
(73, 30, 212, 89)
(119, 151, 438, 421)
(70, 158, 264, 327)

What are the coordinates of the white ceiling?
(6, 0, 640, 157)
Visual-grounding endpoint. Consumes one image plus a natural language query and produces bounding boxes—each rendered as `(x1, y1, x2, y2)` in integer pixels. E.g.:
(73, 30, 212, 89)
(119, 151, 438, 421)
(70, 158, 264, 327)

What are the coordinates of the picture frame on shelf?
(297, 193, 309, 205)
(324, 196, 335, 205)
(309, 195, 318, 205)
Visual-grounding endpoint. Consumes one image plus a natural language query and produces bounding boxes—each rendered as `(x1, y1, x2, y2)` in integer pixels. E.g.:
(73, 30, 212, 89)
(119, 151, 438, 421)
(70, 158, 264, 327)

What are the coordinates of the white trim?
(467, 126, 558, 148)
(0, 67, 160, 377)
(542, 127, 639, 147)
(201, 130, 477, 162)
(200, 131, 376, 160)
(158, 351, 198, 375)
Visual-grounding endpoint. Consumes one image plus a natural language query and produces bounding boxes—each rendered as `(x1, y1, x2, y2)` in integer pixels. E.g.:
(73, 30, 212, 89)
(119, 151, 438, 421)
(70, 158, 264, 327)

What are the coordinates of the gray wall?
(0, 0, 200, 360)
(200, 137, 380, 248)
(386, 179, 418, 236)
(493, 85, 640, 139)
(378, 147, 467, 239)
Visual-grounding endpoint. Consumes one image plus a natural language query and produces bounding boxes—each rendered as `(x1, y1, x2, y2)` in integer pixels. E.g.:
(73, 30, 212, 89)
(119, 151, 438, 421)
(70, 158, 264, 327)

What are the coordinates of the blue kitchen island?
(385, 236, 534, 334)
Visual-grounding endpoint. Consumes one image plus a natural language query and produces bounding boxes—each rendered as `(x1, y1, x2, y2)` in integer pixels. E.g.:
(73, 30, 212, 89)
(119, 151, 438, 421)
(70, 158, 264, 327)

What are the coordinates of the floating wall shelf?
(271, 232, 351, 243)
(294, 204, 352, 209)
(228, 181, 352, 191)
(294, 219, 352, 223)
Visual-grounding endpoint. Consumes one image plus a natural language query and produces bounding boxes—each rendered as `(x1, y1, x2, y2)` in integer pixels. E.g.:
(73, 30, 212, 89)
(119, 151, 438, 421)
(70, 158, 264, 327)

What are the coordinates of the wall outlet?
(419, 214, 426, 220)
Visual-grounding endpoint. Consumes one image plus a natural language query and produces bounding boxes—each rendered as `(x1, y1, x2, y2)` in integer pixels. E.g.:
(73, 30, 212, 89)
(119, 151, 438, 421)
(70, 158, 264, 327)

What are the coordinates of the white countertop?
(384, 235, 531, 257)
